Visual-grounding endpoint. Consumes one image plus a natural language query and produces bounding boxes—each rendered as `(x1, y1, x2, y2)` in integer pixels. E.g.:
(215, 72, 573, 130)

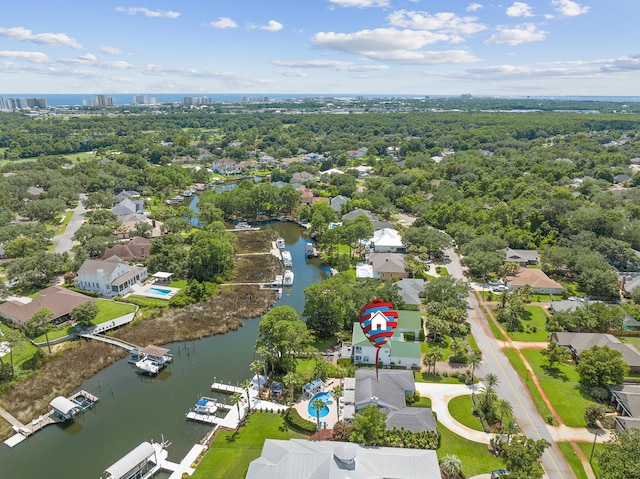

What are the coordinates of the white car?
(492, 285, 509, 292)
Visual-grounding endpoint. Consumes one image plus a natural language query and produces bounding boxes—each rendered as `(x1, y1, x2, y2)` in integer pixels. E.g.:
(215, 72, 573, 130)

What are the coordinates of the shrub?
(285, 407, 316, 434)
(403, 332, 416, 341)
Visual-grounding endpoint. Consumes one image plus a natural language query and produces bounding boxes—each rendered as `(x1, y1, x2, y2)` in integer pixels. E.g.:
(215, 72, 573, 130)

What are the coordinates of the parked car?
(492, 285, 509, 292)
(488, 279, 502, 286)
(491, 470, 510, 479)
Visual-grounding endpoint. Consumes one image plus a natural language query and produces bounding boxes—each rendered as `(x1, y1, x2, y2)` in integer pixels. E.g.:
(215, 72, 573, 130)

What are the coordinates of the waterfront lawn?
(557, 442, 593, 479)
(521, 349, 595, 427)
(507, 306, 550, 342)
(503, 348, 557, 425)
(448, 395, 483, 431)
(94, 299, 137, 324)
(0, 323, 39, 367)
(191, 412, 306, 479)
(437, 423, 504, 477)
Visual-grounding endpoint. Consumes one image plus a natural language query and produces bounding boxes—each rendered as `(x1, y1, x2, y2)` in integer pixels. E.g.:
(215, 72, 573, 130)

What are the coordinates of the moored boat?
(275, 237, 285, 249)
(281, 250, 292, 267)
(283, 269, 294, 286)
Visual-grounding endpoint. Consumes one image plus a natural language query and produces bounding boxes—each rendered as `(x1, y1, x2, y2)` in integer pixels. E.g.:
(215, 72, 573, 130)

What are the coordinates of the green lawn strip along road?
(520, 349, 596, 427)
(447, 395, 483, 431)
(437, 423, 504, 477)
(576, 441, 603, 478)
(502, 348, 557, 425)
(557, 442, 589, 479)
(190, 412, 307, 479)
(507, 306, 550, 342)
(414, 371, 464, 385)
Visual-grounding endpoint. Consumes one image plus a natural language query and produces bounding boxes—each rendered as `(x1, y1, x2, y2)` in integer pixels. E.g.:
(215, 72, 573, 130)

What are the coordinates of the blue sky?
(1, 0, 639, 96)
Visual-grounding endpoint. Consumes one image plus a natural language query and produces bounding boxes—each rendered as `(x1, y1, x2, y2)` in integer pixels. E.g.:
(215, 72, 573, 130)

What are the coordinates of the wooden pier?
(210, 382, 244, 394)
(2, 389, 98, 448)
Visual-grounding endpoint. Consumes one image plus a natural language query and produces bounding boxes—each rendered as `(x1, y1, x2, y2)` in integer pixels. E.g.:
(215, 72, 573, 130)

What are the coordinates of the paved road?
(52, 194, 87, 254)
(444, 247, 575, 479)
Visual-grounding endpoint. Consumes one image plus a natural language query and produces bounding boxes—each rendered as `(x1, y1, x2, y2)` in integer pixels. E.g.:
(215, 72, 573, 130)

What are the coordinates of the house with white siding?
(76, 256, 147, 297)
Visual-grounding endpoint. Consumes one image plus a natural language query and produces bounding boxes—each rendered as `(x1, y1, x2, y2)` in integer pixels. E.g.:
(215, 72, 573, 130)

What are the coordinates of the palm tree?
(496, 398, 513, 427)
(256, 346, 273, 377)
(440, 453, 463, 478)
(311, 398, 327, 441)
(249, 359, 264, 387)
(468, 350, 482, 381)
(423, 347, 443, 375)
(484, 372, 500, 388)
(230, 391, 243, 419)
(450, 337, 469, 362)
(241, 379, 253, 413)
(283, 371, 304, 405)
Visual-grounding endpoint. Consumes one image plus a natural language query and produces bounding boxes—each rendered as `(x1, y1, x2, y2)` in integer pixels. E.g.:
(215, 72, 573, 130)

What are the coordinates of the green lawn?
(436, 266, 449, 276)
(55, 210, 75, 235)
(414, 371, 463, 384)
(521, 349, 595, 427)
(447, 395, 483, 431)
(483, 306, 506, 341)
(503, 348, 557, 425)
(437, 423, 504, 477)
(421, 337, 452, 360)
(190, 412, 306, 479)
(507, 306, 550, 342)
(0, 323, 39, 367)
(411, 396, 432, 408)
(557, 442, 597, 479)
(94, 299, 137, 323)
(620, 336, 640, 351)
(576, 441, 604, 478)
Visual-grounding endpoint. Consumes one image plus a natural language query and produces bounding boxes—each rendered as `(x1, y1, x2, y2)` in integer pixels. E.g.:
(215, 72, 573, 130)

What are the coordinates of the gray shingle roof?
(386, 407, 437, 432)
(354, 369, 414, 412)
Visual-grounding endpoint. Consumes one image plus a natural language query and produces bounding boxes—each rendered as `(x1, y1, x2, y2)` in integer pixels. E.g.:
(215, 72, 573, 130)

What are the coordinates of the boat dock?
(3, 389, 99, 448)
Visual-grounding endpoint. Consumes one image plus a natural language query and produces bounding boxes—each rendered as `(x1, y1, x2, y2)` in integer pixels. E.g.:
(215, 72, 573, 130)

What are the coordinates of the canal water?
(0, 222, 326, 479)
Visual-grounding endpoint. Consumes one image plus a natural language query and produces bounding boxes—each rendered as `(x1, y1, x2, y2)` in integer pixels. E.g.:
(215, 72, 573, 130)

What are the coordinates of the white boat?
(275, 237, 285, 249)
(166, 196, 184, 205)
(235, 221, 252, 230)
(281, 250, 292, 267)
(181, 190, 193, 197)
(135, 358, 161, 376)
(186, 397, 222, 425)
(283, 270, 294, 286)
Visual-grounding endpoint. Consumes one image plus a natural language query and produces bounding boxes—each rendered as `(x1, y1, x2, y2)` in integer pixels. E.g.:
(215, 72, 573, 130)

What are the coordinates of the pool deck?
(293, 378, 340, 429)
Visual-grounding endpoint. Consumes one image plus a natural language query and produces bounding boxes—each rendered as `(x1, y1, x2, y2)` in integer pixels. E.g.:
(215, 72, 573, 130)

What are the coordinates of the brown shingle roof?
(0, 286, 94, 326)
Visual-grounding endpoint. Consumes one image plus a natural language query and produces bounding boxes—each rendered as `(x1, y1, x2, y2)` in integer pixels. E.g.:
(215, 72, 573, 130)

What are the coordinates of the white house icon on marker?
(370, 310, 388, 331)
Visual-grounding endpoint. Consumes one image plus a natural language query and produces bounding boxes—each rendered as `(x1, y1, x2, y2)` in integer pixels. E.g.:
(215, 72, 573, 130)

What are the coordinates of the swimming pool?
(148, 287, 172, 296)
(307, 391, 333, 418)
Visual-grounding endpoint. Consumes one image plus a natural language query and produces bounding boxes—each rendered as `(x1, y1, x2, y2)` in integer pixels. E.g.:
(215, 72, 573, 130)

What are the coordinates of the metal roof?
(103, 442, 156, 479)
(49, 396, 78, 415)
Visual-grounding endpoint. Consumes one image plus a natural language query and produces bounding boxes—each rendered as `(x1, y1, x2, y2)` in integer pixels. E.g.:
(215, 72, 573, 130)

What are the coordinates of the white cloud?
(466, 3, 483, 12)
(485, 23, 547, 45)
(115, 7, 180, 19)
(209, 17, 237, 29)
(79, 53, 97, 62)
(506, 2, 534, 17)
(387, 10, 486, 35)
(0, 27, 83, 49)
(273, 59, 389, 71)
(280, 70, 308, 77)
(260, 20, 283, 32)
(100, 46, 123, 55)
(329, 0, 390, 7)
(312, 28, 480, 65)
(551, 0, 590, 17)
(313, 28, 450, 52)
(0, 50, 50, 63)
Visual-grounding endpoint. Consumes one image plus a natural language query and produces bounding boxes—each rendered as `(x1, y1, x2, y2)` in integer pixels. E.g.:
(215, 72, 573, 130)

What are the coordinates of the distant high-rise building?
(0, 97, 5, 109)
(183, 96, 194, 105)
(6, 98, 22, 109)
(25, 98, 47, 109)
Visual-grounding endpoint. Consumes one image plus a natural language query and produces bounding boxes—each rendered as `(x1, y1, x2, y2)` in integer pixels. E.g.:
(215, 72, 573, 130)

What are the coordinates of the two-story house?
(76, 256, 147, 297)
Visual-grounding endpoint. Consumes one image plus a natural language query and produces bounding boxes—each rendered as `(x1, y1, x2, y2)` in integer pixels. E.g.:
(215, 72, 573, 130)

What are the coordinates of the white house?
(350, 322, 420, 369)
(76, 256, 147, 297)
(369, 228, 406, 253)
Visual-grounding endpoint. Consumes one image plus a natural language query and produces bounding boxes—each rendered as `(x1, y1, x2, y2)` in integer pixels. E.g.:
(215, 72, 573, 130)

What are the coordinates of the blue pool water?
(148, 287, 172, 296)
(308, 391, 333, 418)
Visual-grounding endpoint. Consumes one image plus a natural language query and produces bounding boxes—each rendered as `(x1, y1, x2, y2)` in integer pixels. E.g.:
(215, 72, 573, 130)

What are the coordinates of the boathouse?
(50, 396, 80, 421)
(102, 441, 158, 479)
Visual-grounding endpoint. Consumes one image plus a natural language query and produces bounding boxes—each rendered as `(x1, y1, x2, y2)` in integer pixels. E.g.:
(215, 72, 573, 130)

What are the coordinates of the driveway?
(52, 194, 86, 254)
(444, 247, 575, 479)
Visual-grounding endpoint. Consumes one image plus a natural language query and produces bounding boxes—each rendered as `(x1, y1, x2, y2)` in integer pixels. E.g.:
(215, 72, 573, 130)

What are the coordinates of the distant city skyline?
(1, 0, 639, 96)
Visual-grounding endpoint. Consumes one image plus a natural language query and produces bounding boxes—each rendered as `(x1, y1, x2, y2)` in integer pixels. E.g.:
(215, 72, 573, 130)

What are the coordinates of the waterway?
(0, 222, 326, 479)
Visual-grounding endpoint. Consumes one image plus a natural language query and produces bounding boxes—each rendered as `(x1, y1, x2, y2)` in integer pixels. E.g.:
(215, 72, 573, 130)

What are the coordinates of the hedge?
(285, 408, 317, 434)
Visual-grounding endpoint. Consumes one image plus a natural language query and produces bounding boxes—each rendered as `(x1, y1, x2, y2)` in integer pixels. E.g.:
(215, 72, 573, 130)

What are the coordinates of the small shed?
(141, 345, 171, 367)
(302, 379, 323, 398)
(103, 441, 157, 479)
